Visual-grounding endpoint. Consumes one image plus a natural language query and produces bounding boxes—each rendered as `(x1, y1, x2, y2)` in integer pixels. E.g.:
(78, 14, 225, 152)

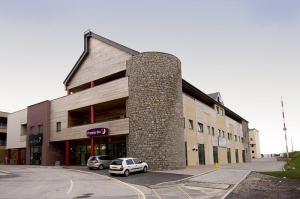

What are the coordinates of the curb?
(221, 170, 251, 199)
(64, 167, 145, 199)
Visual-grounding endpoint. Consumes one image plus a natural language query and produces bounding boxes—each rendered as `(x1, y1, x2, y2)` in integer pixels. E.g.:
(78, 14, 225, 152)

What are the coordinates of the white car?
(109, 158, 148, 177)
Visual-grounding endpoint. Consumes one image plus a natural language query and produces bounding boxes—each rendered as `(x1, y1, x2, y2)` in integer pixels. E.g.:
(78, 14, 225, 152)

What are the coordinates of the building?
(7, 31, 251, 169)
(249, 128, 261, 159)
(0, 111, 8, 164)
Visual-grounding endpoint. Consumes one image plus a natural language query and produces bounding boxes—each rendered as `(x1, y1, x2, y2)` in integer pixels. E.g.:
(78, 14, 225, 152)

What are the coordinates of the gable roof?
(63, 31, 139, 86)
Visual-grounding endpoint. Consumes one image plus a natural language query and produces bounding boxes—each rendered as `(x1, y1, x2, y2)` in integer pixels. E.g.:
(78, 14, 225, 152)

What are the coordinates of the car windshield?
(111, 159, 123, 165)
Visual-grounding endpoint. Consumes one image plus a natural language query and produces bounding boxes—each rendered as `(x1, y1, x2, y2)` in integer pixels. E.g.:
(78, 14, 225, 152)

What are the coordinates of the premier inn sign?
(86, 128, 109, 137)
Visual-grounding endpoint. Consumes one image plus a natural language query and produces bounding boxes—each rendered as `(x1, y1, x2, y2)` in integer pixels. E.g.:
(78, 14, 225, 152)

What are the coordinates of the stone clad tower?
(126, 52, 186, 170)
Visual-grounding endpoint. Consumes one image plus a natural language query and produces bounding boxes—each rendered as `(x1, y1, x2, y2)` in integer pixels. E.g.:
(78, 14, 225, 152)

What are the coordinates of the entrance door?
(213, 146, 218, 164)
(227, 148, 231, 164)
(235, 149, 239, 163)
(242, 150, 246, 163)
(30, 146, 41, 165)
(198, 144, 205, 165)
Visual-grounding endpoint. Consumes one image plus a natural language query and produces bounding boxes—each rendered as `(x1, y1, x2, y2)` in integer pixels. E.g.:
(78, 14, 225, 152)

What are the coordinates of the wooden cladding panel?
(50, 118, 129, 142)
(67, 38, 132, 90)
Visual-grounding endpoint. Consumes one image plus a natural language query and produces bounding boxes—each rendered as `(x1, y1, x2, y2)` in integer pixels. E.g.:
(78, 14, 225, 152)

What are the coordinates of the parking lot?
(67, 166, 193, 187)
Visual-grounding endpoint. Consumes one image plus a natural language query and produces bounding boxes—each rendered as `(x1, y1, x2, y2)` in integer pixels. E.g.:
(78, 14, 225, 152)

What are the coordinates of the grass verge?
(262, 151, 300, 179)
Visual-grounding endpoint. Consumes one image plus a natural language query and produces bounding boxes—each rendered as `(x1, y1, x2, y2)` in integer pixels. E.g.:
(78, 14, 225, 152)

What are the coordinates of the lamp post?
(281, 97, 289, 165)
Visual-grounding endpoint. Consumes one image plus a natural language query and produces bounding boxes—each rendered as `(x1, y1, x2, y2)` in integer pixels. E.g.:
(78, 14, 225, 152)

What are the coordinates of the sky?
(0, 0, 299, 154)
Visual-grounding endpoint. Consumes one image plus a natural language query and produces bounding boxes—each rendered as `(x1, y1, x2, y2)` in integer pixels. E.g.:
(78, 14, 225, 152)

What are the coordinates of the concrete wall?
(249, 129, 261, 159)
(67, 37, 132, 90)
(7, 109, 27, 149)
(127, 52, 186, 170)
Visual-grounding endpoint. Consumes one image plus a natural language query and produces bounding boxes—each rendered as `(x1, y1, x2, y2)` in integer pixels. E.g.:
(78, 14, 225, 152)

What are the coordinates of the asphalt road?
(72, 167, 192, 187)
(0, 166, 143, 199)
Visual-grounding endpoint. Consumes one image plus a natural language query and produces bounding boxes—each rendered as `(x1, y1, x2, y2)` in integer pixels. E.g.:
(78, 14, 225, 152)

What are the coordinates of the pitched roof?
(63, 31, 139, 86)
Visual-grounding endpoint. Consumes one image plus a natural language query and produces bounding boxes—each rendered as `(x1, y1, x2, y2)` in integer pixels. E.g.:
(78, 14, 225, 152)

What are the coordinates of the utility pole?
(281, 97, 290, 165)
(291, 138, 294, 152)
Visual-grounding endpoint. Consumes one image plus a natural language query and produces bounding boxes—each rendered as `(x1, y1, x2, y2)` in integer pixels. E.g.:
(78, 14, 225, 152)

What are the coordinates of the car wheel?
(124, 170, 130, 177)
(88, 167, 92, 170)
(98, 164, 104, 170)
(110, 173, 115, 176)
(143, 166, 147, 173)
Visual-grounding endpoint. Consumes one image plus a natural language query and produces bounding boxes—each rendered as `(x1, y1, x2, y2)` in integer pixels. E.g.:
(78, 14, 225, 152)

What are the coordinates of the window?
(216, 106, 220, 114)
(235, 135, 237, 141)
(30, 126, 35, 134)
(188, 120, 194, 130)
(238, 136, 241, 142)
(56, 122, 61, 132)
(227, 133, 230, 140)
(38, 125, 43, 134)
(222, 131, 225, 137)
(241, 137, 244, 143)
(126, 159, 134, 165)
(197, 122, 203, 133)
(183, 117, 185, 129)
(250, 138, 253, 141)
(212, 127, 215, 136)
(21, 124, 27, 136)
(133, 159, 141, 164)
(218, 129, 221, 137)
(207, 126, 211, 134)
(221, 109, 224, 116)
(252, 150, 255, 154)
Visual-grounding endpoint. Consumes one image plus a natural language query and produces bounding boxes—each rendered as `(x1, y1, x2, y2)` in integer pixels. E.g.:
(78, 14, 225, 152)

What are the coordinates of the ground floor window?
(70, 142, 126, 165)
(213, 146, 218, 164)
(30, 146, 42, 165)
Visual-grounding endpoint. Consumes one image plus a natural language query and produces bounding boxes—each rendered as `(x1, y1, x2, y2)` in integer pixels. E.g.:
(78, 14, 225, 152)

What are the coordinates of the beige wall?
(7, 109, 27, 149)
(50, 77, 129, 141)
(67, 37, 132, 90)
(183, 93, 246, 166)
(249, 129, 261, 159)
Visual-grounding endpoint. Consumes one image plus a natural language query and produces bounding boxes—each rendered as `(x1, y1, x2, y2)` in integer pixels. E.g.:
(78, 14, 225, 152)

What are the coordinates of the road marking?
(65, 168, 145, 199)
(67, 179, 74, 194)
(221, 170, 251, 199)
(152, 189, 162, 199)
(177, 185, 192, 199)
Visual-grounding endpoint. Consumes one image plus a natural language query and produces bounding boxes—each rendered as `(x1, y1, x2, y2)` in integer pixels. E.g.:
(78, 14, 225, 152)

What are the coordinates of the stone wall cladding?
(126, 52, 186, 170)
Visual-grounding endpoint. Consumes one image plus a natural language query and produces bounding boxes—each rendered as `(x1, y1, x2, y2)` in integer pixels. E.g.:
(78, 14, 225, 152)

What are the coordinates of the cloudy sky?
(0, 0, 299, 154)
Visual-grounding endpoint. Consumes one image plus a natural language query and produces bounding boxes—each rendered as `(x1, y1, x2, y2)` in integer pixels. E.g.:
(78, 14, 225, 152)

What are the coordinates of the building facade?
(249, 128, 261, 159)
(7, 31, 251, 169)
(0, 111, 8, 164)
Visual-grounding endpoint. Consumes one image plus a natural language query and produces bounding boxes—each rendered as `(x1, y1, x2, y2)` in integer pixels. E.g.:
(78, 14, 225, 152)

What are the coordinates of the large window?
(207, 126, 211, 134)
(212, 127, 215, 136)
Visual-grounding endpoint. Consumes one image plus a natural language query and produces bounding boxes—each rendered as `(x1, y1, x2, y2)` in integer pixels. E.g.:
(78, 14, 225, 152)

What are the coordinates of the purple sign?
(86, 128, 109, 137)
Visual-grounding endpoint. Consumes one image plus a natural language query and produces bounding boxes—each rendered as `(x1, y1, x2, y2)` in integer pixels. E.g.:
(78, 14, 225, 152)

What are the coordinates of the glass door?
(30, 146, 41, 165)
(198, 144, 205, 165)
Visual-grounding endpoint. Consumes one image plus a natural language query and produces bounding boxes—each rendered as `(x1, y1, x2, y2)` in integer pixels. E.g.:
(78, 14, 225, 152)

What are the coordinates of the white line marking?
(67, 179, 74, 194)
(177, 185, 192, 199)
(65, 168, 145, 199)
(221, 170, 251, 199)
(152, 189, 162, 199)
